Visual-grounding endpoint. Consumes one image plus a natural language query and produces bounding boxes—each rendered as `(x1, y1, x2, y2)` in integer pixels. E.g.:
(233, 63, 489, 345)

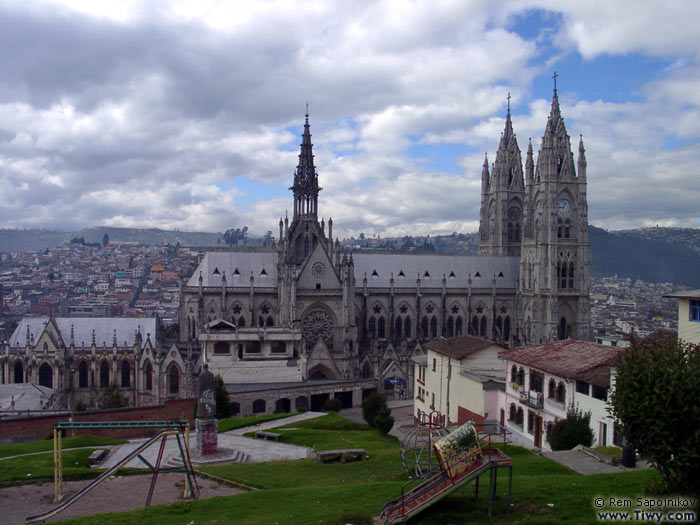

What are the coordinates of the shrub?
(97, 384, 128, 409)
(324, 398, 342, 412)
(214, 375, 233, 419)
(374, 405, 395, 434)
(74, 398, 87, 412)
(547, 403, 593, 451)
(609, 331, 700, 494)
(362, 392, 386, 427)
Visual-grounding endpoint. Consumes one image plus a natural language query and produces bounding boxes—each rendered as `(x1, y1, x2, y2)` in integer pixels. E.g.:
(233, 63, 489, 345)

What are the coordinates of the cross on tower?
(553, 71, 558, 92)
(507, 92, 511, 112)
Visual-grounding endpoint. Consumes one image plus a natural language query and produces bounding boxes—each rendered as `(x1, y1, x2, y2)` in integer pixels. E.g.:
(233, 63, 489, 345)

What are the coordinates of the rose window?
(301, 309, 333, 344)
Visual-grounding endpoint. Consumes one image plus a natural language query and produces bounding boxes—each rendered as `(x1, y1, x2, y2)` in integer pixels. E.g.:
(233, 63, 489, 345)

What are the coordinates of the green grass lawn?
(53, 414, 660, 524)
(217, 411, 301, 433)
(0, 435, 127, 459)
(0, 448, 110, 483)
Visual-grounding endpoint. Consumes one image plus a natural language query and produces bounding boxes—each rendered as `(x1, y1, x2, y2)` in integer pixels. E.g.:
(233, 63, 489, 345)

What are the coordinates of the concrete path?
(542, 448, 649, 475)
(101, 412, 325, 469)
(225, 411, 325, 436)
(339, 400, 415, 442)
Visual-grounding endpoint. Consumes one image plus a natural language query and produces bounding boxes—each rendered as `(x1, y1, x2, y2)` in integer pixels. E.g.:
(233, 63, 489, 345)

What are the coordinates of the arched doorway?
(38, 363, 53, 389)
(252, 399, 266, 414)
(100, 361, 110, 387)
(168, 365, 180, 395)
(275, 398, 291, 413)
(78, 361, 88, 388)
(295, 396, 308, 411)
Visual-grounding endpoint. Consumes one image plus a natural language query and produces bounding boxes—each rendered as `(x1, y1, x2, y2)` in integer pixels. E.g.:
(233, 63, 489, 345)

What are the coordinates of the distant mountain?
(0, 226, 226, 251)
(589, 226, 700, 288)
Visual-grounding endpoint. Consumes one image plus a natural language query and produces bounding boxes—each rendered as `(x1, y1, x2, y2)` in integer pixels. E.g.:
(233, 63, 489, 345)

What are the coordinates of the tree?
(223, 227, 248, 246)
(362, 392, 394, 433)
(97, 384, 128, 409)
(324, 397, 342, 412)
(609, 331, 700, 494)
(547, 403, 593, 451)
(214, 374, 233, 419)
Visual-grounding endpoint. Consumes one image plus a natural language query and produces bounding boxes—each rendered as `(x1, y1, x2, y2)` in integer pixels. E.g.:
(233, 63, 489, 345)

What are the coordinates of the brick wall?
(0, 398, 196, 444)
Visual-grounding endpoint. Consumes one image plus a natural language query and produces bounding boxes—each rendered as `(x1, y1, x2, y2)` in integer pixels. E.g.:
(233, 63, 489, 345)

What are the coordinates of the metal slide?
(379, 458, 493, 524)
(25, 429, 184, 523)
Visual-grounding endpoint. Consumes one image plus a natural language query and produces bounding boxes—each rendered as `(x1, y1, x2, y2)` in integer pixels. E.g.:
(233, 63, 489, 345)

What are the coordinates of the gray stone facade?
(181, 85, 591, 401)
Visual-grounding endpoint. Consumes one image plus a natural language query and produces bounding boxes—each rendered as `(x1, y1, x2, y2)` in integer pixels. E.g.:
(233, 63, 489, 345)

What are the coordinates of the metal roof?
(187, 251, 278, 288)
(8, 317, 157, 349)
(352, 253, 519, 289)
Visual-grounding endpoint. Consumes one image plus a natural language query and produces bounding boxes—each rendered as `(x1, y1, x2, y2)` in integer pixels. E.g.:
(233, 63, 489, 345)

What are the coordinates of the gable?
(297, 240, 341, 290)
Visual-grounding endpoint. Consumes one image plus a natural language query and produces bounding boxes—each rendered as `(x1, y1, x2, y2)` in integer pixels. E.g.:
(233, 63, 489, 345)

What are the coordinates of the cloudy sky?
(1, 1, 699, 239)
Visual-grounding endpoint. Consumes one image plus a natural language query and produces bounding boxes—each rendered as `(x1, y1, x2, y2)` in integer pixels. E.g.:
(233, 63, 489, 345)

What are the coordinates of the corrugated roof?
(352, 253, 519, 288)
(499, 340, 621, 382)
(425, 334, 503, 360)
(8, 317, 156, 349)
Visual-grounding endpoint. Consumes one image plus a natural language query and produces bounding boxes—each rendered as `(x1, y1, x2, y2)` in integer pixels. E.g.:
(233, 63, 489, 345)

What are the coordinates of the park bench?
(88, 449, 107, 465)
(316, 448, 367, 464)
(255, 431, 281, 441)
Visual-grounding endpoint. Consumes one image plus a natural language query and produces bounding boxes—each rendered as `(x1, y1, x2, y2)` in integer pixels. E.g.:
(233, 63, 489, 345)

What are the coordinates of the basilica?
(179, 81, 591, 400)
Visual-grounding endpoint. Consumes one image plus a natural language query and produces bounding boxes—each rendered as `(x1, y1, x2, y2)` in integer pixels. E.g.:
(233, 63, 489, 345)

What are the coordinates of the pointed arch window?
(479, 316, 487, 337)
(568, 262, 574, 289)
(504, 316, 511, 341)
(168, 365, 180, 395)
(237, 316, 246, 327)
(79, 360, 88, 388)
(548, 378, 557, 399)
(14, 361, 23, 383)
(144, 361, 153, 391)
(377, 316, 386, 339)
(121, 361, 131, 388)
(404, 317, 412, 339)
(446, 316, 454, 337)
(39, 363, 53, 388)
(429, 316, 437, 338)
(368, 317, 376, 339)
(395, 317, 403, 339)
(100, 361, 110, 388)
(455, 316, 463, 336)
(421, 316, 429, 338)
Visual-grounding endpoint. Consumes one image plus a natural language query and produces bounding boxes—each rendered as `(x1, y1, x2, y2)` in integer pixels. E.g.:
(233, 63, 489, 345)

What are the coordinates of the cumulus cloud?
(0, 1, 698, 238)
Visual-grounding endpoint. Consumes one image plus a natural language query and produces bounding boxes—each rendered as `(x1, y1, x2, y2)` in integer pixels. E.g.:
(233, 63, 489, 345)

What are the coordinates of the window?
(591, 384, 608, 401)
(576, 380, 589, 395)
(548, 379, 556, 399)
(121, 361, 130, 388)
(455, 316, 463, 336)
(39, 363, 53, 389)
(169, 365, 180, 394)
(214, 342, 229, 354)
(270, 342, 286, 353)
(13, 361, 23, 383)
(395, 317, 403, 339)
(527, 411, 535, 434)
(516, 407, 524, 426)
(432, 358, 436, 372)
(368, 317, 376, 339)
(378, 316, 386, 339)
(511, 365, 518, 384)
(78, 361, 88, 388)
(144, 361, 153, 391)
(556, 382, 566, 403)
(691, 300, 700, 322)
(431, 392, 435, 408)
(421, 316, 429, 337)
(100, 361, 110, 388)
(404, 317, 412, 338)
(509, 403, 517, 421)
(253, 399, 266, 414)
(429, 316, 437, 337)
(246, 341, 261, 354)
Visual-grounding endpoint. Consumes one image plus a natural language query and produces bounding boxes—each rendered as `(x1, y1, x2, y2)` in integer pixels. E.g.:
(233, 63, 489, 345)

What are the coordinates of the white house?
(665, 289, 700, 344)
(413, 334, 506, 426)
(499, 340, 621, 450)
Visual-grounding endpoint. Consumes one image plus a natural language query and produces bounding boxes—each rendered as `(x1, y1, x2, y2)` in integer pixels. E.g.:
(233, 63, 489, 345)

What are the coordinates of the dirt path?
(1, 472, 243, 525)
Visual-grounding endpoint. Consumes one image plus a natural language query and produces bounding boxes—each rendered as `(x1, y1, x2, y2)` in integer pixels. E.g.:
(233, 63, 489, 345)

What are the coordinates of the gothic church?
(179, 81, 590, 397)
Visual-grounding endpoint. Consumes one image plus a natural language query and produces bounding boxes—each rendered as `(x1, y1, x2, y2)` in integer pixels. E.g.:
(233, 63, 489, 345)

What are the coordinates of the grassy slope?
(55, 414, 658, 524)
(0, 449, 109, 483)
(0, 436, 127, 459)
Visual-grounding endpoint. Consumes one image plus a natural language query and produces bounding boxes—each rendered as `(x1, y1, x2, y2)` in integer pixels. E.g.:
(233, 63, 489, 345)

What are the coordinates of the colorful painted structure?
(25, 420, 199, 524)
(379, 422, 512, 523)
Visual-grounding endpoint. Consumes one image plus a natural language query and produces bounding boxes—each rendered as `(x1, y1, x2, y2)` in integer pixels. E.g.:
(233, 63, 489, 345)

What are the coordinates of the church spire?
(291, 108, 321, 219)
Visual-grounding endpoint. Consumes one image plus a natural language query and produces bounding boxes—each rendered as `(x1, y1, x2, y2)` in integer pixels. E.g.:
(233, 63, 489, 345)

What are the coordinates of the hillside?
(2, 225, 700, 287)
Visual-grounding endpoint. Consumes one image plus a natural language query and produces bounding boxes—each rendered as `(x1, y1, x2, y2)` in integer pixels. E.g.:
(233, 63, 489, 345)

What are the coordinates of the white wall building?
(499, 340, 621, 450)
(413, 335, 506, 426)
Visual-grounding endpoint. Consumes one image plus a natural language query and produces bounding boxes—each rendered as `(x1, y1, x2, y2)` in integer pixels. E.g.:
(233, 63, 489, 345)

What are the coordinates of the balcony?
(520, 389, 544, 409)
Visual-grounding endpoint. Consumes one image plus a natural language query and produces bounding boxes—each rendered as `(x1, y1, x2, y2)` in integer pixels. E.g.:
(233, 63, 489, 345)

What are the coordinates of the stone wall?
(0, 398, 196, 444)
